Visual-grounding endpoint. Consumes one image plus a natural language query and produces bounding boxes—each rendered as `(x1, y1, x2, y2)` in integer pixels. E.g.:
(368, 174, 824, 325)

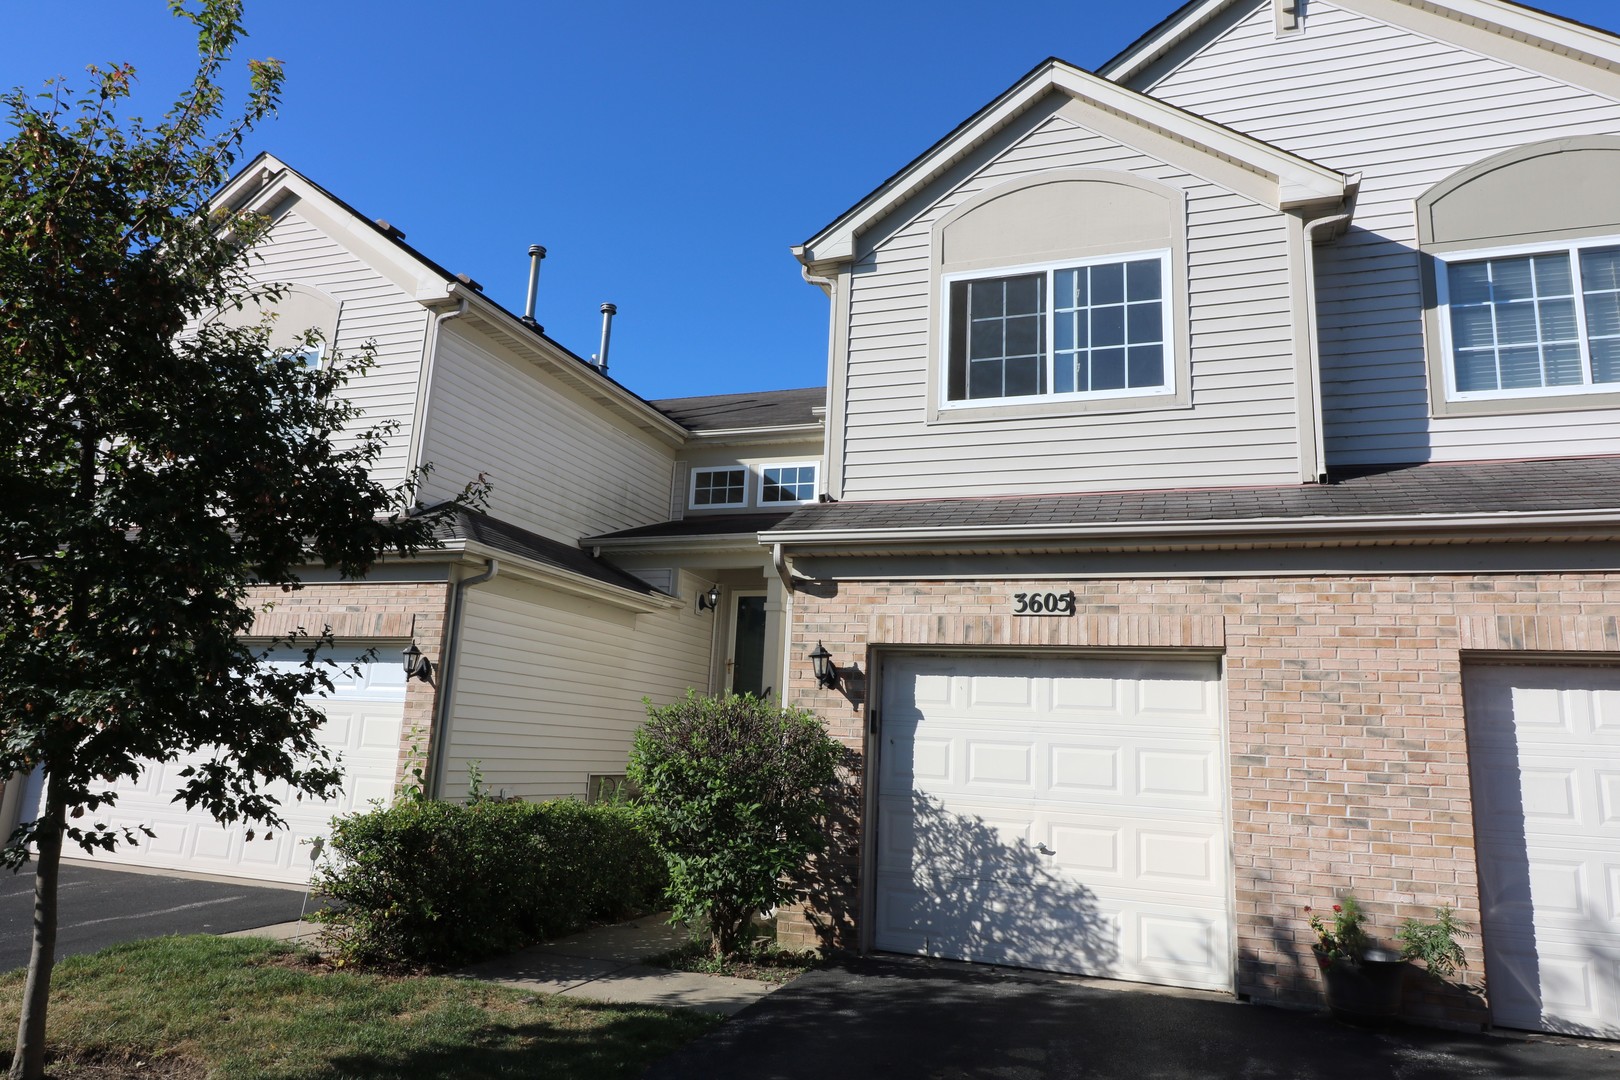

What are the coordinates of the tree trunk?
(10, 785, 63, 1080)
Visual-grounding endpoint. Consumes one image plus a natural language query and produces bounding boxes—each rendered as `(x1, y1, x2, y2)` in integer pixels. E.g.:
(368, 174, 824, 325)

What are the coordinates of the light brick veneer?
(778, 571, 1620, 1028)
(247, 581, 453, 790)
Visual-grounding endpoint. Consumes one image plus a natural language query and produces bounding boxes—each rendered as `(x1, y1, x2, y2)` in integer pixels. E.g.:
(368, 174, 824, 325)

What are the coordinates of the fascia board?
(768, 508, 1620, 548)
(685, 423, 826, 444)
(449, 289, 691, 447)
(450, 539, 680, 612)
(1338, 0, 1620, 101)
(1101, 0, 1620, 101)
(1098, 0, 1235, 84)
(798, 60, 1345, 265)
(589, 533, 770, 555)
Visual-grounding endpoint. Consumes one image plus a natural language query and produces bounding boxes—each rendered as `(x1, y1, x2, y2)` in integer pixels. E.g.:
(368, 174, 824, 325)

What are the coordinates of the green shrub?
(628, 692, 844, 957)
(313, 797, 666, 966)
(1398, 905, 1470, 979)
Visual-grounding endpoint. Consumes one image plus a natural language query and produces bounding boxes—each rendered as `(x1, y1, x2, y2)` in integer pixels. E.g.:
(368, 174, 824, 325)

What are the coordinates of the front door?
(728, 593, 767, 697)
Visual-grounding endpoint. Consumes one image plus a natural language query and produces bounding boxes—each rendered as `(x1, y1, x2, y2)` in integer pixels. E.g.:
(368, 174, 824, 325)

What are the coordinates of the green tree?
(0, 5, 483, 1077)
(628, 693, 844, 957)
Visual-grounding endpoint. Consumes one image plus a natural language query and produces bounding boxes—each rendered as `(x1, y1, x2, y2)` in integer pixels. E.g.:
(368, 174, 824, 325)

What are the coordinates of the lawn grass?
(0, 936, 720, 1079)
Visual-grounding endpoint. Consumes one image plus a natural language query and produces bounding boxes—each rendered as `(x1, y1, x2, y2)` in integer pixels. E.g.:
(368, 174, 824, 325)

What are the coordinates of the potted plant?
(1306, 895, 1405, 1023)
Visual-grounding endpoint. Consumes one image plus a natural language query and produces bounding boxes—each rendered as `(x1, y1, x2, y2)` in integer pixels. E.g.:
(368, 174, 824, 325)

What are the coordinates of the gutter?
(765, 508, 1620, 548)
(427, 558, 499, 800)
(1296, 184, 1358, 484)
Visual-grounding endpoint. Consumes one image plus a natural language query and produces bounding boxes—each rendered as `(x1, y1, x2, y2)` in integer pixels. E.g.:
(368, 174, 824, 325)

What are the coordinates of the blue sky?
(6, 1, 1620, 399)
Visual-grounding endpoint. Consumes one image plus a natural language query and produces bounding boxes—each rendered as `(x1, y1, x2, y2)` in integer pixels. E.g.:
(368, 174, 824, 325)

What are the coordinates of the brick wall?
(247, 580, 453, 790)
(777, 571, 1620, 1028)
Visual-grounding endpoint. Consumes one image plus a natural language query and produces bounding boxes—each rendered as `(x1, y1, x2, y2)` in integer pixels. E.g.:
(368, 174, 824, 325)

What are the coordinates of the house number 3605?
(1011, 591, 1077, 616)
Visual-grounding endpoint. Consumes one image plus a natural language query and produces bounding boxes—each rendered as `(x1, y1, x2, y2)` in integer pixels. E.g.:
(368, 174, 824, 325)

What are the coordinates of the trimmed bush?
(312, 798, 666, 965)
(629, 692, 844, 957)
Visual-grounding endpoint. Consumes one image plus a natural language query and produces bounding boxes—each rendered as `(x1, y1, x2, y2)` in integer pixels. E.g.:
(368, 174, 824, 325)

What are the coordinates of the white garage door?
(874, 653, 1231, 992)
(1465, 663, 1620, 1038)
(37, 647, 406, 885)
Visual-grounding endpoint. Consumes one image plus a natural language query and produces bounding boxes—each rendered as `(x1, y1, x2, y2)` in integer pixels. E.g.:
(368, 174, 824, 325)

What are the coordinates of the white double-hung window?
(1437, 239, 1620, 400)
(943, 252, 1173, 406)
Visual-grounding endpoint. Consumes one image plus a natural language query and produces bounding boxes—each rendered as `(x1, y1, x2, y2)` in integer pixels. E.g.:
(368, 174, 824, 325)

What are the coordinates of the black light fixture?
(402, 642, 433, 683)
(809, 641, 839, 689)
(697, 584, 721, 613)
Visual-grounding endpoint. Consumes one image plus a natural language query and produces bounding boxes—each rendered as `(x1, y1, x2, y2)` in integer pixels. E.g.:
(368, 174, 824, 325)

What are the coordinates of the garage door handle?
(1035, 843, 1056, 856)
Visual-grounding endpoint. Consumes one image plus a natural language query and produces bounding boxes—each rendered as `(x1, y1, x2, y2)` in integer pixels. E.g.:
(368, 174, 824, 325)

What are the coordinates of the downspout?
(1298, 203, 1355, 484)
(408, 294, 469, 477)
(801, 264, 842, 500)
(426, 557, 499, 799)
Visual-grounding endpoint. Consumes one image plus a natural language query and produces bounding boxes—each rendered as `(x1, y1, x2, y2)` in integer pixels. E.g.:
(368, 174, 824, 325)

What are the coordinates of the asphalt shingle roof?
(439, 510, 660, 594)
(649, 388, 824, 432)
(764, 456, 1620, 536)
(586, 512, 795, 543)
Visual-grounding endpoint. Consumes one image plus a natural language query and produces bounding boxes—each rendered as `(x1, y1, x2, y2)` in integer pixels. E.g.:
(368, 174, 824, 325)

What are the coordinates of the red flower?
(1332, 905, 1342, 912)
(1303, 906, 1312, 913)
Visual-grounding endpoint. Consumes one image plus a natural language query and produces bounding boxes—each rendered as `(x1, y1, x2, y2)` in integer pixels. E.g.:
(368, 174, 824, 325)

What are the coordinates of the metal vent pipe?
(522, 245, 546, 326)
(596, 302, 617, 373)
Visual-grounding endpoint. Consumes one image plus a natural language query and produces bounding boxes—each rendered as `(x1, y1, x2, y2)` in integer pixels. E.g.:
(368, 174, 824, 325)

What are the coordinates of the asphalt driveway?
(0, 860, 312, 972)
(643, 956, 1619, 1080)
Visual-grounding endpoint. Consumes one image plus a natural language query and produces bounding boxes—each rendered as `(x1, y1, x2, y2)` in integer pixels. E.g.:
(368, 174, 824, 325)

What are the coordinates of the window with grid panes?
(945, 253, 1171, 404)
(1439, 241, 1620, 399)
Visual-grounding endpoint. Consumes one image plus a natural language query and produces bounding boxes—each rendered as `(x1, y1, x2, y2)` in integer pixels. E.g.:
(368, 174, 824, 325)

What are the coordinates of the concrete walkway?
(232, 912, 783, 1016)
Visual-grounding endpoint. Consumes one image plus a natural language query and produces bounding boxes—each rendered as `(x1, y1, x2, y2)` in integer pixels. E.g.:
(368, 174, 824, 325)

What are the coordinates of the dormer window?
(945, 254, 1171, 404)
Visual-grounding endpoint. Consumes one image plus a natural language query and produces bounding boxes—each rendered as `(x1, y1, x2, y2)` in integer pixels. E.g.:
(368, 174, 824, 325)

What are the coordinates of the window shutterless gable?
(941, 252, 1175, 409)
(924, 169, 1191, 424)
(1419, 137, 1620, 418)
(1435, 238, 1620, 402)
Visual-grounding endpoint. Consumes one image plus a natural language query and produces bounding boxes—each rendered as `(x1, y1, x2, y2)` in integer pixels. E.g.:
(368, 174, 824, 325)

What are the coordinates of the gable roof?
(650, 387, 825, 433)
(1100, 0, 1620, 99)
(795, 57, 1349, 267)
(214, 153, 692, 444)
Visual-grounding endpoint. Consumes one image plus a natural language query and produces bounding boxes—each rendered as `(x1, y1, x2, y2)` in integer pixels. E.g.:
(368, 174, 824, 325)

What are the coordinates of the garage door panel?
(37, 647, 407, 885)
(875, 653, 1230, 992)
(1466, 663, 1620, 1037)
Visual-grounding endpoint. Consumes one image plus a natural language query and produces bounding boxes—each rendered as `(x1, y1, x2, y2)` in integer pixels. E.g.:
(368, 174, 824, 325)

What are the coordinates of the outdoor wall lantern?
(401, 642, 433, 683)
(697, 584, 721, 613)
(809, 641, 839, 689)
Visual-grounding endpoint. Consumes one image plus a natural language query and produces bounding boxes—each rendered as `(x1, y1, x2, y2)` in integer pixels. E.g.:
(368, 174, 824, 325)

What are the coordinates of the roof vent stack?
(594, 302, 617, 374)
(521, 244, 546, 330)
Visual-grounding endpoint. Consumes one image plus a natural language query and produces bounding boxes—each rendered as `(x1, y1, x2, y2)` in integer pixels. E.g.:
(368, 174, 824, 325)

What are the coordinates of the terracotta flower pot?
(1314, 947, 1406, 1023)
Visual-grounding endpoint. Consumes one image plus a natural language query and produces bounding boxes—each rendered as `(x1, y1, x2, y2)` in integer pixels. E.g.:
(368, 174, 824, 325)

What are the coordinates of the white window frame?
(757, 461, 819, 506)
(1435, 235, 1620, 403)
(688, 466, 749, 509)
(938, 250, 1176, 412)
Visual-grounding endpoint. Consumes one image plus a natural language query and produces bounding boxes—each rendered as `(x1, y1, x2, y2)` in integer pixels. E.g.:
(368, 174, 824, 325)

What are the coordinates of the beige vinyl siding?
(440, 573, 714, 801)
(420, 323, 676, 543)
(1139, 0, 1620, 465)
(248, 209, 425, 487)
(841, 111, 1299, 500)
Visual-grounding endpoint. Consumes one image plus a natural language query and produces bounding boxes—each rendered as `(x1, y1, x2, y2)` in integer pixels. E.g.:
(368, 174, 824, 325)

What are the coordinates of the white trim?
(798, 60, 1346, 266)
(938, 250, 1176, 411)
(757, 461, 821, 506)
(767, 508, 1620, 547)
(688, 465, 750, 509)
(1434, 234, 1620, 403)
